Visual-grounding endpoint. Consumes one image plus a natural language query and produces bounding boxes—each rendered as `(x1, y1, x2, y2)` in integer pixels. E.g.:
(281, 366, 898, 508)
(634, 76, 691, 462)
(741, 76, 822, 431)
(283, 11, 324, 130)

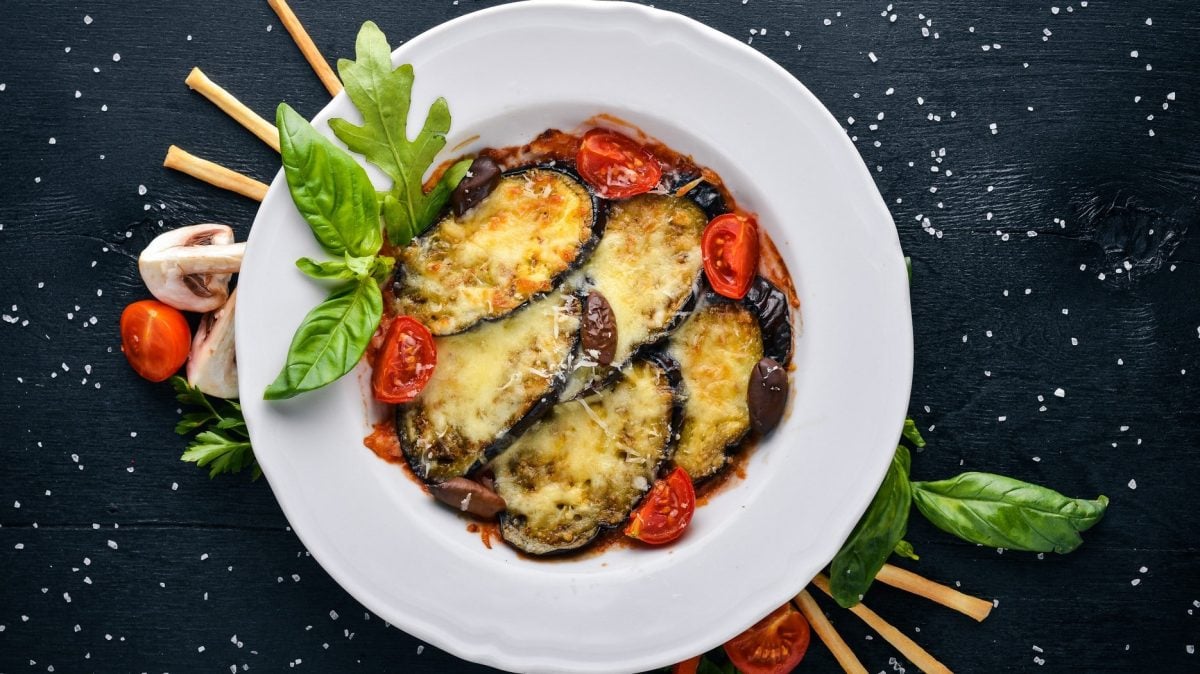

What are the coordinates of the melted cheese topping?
(493, 360, 675, 554)
(400, 292, 581, 481)
(394, 169, 595, 335)
(560, 194, 706, 399)
(668, 302, 763, 479)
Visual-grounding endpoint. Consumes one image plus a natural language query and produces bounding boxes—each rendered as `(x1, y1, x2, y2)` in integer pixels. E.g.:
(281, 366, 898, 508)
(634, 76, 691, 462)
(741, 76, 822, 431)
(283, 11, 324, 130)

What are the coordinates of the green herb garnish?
(264, 21, 467, 400)
(912, 473, 1109, 554)
(329, 20, 472, 247)
(172, 376, 259, 479)
(829, 445, 912, 607)
(829, 417, 1108, 607)
(264, 103, 390, 400)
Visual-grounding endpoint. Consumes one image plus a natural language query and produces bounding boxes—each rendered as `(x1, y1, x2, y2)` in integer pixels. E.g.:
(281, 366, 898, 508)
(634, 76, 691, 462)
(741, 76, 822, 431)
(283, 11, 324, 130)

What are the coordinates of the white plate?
(236, 1, 912, 671)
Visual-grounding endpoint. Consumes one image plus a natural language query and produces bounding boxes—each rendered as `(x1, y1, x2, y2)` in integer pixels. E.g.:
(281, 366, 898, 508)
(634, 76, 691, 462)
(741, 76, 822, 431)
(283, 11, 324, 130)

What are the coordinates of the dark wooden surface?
(2, 1, 1198, 672)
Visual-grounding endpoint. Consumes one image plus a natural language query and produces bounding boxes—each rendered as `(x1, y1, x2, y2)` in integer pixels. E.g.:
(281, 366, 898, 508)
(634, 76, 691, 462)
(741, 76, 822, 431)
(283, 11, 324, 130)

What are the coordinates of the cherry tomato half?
(372, 316, 437, 404)
(702, 213, 760, 299)
(120, 299, 192, 382)
(625, 466, 695, 545)
(671, 656, 701, 674)
(575, 128, 662, 199)
(723, 603, 811, 674)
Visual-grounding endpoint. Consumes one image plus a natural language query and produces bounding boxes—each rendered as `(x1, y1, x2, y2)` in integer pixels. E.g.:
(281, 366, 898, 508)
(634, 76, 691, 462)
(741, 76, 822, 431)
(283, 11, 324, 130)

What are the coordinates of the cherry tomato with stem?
(702, 213, 760, 299)
(723, 602, 811, 674)
(575, 128, 662, 199)
(120, 299, 192, 382)
(372, 316, 437, 403)
(625, 466, 695, 545)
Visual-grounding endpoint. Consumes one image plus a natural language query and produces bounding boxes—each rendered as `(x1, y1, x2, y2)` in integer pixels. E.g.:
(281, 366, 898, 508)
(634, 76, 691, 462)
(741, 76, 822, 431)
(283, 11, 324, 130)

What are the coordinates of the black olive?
(748, 357, 788, 435)
(430, 477, 507, 519)
(581, 290, 618, 367)
(450, 156, 502, 218)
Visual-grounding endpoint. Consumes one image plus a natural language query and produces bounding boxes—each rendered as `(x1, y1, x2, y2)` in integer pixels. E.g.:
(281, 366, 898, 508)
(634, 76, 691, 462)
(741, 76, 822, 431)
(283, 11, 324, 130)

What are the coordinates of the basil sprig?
(263, 104, 391, 400)
(912, 473, 1109, 554)
(265, 21, 469, 401)
(829, 418, 1109, 607)
(830, 446, 912, 607)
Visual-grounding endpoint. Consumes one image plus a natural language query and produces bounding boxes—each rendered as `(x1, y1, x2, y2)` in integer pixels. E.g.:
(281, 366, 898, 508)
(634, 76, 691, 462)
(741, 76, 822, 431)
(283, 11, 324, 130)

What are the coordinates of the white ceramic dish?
(236, 1, 912, 672)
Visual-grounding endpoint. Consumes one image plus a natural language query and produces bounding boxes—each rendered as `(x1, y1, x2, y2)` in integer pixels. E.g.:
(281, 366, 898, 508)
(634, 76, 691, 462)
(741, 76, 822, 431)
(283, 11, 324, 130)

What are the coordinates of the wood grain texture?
(1, 1, 1198, 672)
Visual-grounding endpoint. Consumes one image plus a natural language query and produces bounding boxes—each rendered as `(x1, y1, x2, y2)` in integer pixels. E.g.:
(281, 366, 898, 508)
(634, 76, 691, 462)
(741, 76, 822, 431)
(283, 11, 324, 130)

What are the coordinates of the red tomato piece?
(702, 213, 760, 299)
(575, 128, 662, 199)
(120, 300, 192, 382)
(671, 656, 701, 674)
(723, 603, 811, 674)
(372, 316, 437, 404)
(624, 466, 695, 545)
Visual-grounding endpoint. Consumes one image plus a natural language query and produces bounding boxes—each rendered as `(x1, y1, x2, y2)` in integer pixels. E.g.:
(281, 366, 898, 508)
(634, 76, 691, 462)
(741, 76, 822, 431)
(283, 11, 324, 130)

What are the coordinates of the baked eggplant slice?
(739, 276, 793, 366)
(398, 292, 582, 482)
(392, 167, 603, 335)
(667, 302, 764, 480)
(560, 194, 707, 399)
(493, 358, 682, 555)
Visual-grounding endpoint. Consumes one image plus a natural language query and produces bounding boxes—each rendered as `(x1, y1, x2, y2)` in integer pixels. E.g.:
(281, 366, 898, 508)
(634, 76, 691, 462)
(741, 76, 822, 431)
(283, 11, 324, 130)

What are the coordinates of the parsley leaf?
(182, 431, 260, 480)
(171, 377, 259, 480)
(329, 21, 471, 246)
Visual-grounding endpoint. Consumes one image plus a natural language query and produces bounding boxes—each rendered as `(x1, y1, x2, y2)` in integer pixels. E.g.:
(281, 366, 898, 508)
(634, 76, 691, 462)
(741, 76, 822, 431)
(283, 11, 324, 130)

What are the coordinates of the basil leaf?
(696, 658, 737, 674)
(277, 103, 381, 257)
(911, 473, 1108, 553)
(893, 539, 920, 560)
(296, 257, 354, 280)
(902, 417, 926, 448)
(263, 278, 383, 400)
(330, 22, 467, 247)
(829, 445, 912, 608)
(369, 255, 395, 285)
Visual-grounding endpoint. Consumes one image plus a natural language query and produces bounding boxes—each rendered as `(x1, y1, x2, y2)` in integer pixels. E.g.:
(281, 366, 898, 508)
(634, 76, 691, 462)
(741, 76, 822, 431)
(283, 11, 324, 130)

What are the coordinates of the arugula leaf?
(829, 445, 912, 608)
(277, 103, 382, 257)
(170, 377, 258, 480)
(264, 277, 383, 400)
(911, 473, 1108, 553)
(329, 21, 468, 246)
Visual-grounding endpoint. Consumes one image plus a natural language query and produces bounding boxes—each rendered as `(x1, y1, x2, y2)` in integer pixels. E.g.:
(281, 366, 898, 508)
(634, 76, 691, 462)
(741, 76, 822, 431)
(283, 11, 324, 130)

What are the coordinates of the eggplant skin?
(391, 166, 604, 336)
(707, 276, 793, 366)
(664, 169, 729, 220)
(398, 292, 582, 483)
(559, 193, 707, 400)
(667, 302, 764, 480)
(493, 358, 682, 556)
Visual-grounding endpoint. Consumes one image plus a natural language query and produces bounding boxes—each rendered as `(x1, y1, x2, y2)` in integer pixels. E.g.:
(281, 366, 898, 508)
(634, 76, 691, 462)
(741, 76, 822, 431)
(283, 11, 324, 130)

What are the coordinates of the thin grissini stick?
(876, 563, 994, 623)
(812, 574, 953, 674)
(268, 0, 343, 96)
(793, 590, 868, 674)
(185, 67, 280, 152)
(163, 146, 268, 202)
